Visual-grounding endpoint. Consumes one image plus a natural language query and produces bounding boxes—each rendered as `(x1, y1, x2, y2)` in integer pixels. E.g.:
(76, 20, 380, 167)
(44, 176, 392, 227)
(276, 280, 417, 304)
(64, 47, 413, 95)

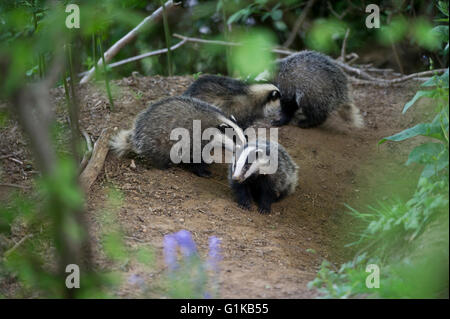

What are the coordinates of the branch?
(173, 33, 241, 47)
(106, 39, 187, 69)
(327, 1, 352, 20)
(79, 128, 113, 191)
(173, 34, 447, 86)
(3, 234, 33, 259)
(283, 0, 317, 48)
(0, 183, 31, 190)
(348, 69, 447, 86)
(173, 34, 294, 56)
(339, 28, 350, 61)
(79, 0, 180, 84)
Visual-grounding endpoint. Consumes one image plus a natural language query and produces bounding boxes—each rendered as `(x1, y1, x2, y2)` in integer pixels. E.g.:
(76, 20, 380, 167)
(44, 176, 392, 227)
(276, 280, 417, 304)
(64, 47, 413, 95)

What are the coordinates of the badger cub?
(110, 96, 245, 177)
(274, 50, 364, 129)
(183, 75, 281, 129)
(228, 139, 298, 214)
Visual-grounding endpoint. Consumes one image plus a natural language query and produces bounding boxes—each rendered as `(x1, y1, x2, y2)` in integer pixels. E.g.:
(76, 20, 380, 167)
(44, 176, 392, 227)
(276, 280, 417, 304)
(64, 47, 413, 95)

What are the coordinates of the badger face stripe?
(217, 114, 246, 147)
(232, 145, 256, 180)
(244, 158, 270, 180)
(249, 83, 280, 95)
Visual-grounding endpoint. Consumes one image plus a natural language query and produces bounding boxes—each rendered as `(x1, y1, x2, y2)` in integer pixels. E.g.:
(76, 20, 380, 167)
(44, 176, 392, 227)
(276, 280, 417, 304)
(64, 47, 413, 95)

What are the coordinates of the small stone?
(130, 160, 136, 169)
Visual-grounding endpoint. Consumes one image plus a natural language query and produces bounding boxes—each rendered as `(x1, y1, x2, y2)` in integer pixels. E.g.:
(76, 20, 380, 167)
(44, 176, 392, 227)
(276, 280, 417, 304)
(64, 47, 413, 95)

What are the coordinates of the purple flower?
(174, 230, 198, 258)
(127, 274, 145, 287)
(207, 236, 222, 272)
(163, 234, 178, 271)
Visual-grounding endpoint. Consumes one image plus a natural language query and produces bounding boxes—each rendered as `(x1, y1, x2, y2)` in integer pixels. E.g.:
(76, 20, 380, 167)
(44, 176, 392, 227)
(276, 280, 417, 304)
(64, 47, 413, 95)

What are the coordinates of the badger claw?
(257, 206, 271, 214)
(238, 201, 252, 210)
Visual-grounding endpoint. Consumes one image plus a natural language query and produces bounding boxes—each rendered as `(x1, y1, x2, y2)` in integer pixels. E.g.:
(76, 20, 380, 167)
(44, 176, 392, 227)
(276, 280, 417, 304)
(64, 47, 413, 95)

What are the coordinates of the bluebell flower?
(127, 274, 145, 287)
(207, 236, 222, 272)
(163, 234, 178, 271)
(174, 229, 198, 258)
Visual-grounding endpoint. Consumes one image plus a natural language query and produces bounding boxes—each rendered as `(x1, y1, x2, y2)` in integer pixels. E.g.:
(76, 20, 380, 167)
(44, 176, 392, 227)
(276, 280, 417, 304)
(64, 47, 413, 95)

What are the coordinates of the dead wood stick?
(0, 151, 23, 160)
(3, 234, 33, 259)
(106, 39, 187, 69)
(173, 34, 294, 56)
(0, 183, 31, 190)
(283, 0, 316, 48)
(339, 28, 350, 61)
(80, 0, 180, 84)
(79, 128, 113, 191)
(79, 129, 93, 174)
(173, 33, 447, 85)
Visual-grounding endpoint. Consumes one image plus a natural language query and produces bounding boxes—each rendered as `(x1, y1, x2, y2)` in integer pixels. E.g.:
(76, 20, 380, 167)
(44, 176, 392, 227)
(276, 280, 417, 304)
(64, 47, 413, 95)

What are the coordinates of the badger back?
(132, 96, 245, 162)
(276, 50, 349, 108)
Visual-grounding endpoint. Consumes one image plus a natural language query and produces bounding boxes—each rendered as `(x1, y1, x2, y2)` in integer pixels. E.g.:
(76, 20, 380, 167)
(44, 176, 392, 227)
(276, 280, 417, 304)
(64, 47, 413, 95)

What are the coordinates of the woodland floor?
(0, 74, 426, 298)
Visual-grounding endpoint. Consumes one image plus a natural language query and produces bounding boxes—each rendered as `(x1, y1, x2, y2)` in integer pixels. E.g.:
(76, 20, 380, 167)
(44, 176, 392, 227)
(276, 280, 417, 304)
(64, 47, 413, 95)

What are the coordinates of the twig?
(8, 157, 24, 165)
(3, 234, 33, 259)
(81, 129, 92, 153)
(0, 151, 23, 160)
(173, 33, 241, 47)
(79, 128, 113, 191)
(173, 34, 294, 56)
(97, 39, 187, 71)
(327, 1, 352, 20)
(0, 183, 30, 190)
(79, 129, 93, 174)
(79, 0, 180, 84)
(283, 0, 316, 48)
(339, 28, 350, 61)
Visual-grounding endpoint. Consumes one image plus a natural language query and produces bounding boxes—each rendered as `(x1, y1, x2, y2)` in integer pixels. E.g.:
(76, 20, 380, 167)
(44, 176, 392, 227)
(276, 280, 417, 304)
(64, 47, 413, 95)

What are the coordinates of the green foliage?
(306, 19, 347, 53)
(310, 3, 449, 296)
(229, 28, 276, 78)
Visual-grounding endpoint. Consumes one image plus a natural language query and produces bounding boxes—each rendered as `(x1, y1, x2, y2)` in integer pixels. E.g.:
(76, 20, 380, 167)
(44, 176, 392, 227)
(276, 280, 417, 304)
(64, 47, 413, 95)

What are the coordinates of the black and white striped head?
(248, 83, 281, 113)
(217, 114, 246, 152)
(231, 142, 273, 183)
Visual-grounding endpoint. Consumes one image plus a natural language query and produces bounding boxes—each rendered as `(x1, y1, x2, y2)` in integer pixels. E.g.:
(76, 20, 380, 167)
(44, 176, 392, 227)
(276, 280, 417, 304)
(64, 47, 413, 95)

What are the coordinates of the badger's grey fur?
(228, 139, 298, 214)
(110, 96, 245, 177)
(183, 75, 281, 128)
(274, 50, 363, 128)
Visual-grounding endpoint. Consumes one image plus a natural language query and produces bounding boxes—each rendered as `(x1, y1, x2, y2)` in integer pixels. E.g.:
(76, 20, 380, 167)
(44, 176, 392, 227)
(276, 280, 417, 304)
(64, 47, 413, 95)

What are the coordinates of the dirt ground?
(0, 74, 424, 298)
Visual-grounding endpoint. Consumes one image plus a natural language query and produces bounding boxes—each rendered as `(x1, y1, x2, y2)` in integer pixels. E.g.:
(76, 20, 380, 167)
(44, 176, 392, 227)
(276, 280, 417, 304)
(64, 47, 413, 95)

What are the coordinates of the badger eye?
(269, 90, 281, 101)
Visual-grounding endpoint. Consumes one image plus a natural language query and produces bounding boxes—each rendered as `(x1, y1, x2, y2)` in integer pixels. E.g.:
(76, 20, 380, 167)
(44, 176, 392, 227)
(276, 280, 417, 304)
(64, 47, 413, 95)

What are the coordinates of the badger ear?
(218, 123, 230, 134)
(230, 114, 237, 123)
(268, 90, 281, 101)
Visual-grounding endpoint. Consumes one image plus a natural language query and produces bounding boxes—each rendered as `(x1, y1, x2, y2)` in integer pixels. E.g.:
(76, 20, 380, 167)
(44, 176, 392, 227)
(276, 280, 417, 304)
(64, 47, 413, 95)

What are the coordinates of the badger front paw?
(237, 200, 252, 210)
(257, 206, 271, 214)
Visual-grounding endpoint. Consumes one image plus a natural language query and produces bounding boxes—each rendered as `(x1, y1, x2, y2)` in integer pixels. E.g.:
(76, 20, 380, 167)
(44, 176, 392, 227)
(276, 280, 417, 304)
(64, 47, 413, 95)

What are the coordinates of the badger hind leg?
(297, 106, 328, 128)
(338, 102, 364, 128)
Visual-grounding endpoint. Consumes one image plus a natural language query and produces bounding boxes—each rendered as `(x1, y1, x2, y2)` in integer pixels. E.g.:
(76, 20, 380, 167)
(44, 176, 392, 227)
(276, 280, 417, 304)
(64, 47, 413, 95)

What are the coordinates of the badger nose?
(232, 174, 241, 182)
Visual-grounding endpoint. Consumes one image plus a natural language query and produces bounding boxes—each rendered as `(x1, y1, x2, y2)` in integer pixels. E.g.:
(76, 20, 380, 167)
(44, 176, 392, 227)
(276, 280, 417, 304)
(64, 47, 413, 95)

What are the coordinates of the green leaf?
(402, 90, 435, 113)
(438, 1, 449, 17)
(431, 25, 449, 44)
(406, 143, 445, 165)
(227, 10, 245, 25)
(379, 123, 443, 144)
(274, 20, 287, 31)
(271, 9, 283, 21)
